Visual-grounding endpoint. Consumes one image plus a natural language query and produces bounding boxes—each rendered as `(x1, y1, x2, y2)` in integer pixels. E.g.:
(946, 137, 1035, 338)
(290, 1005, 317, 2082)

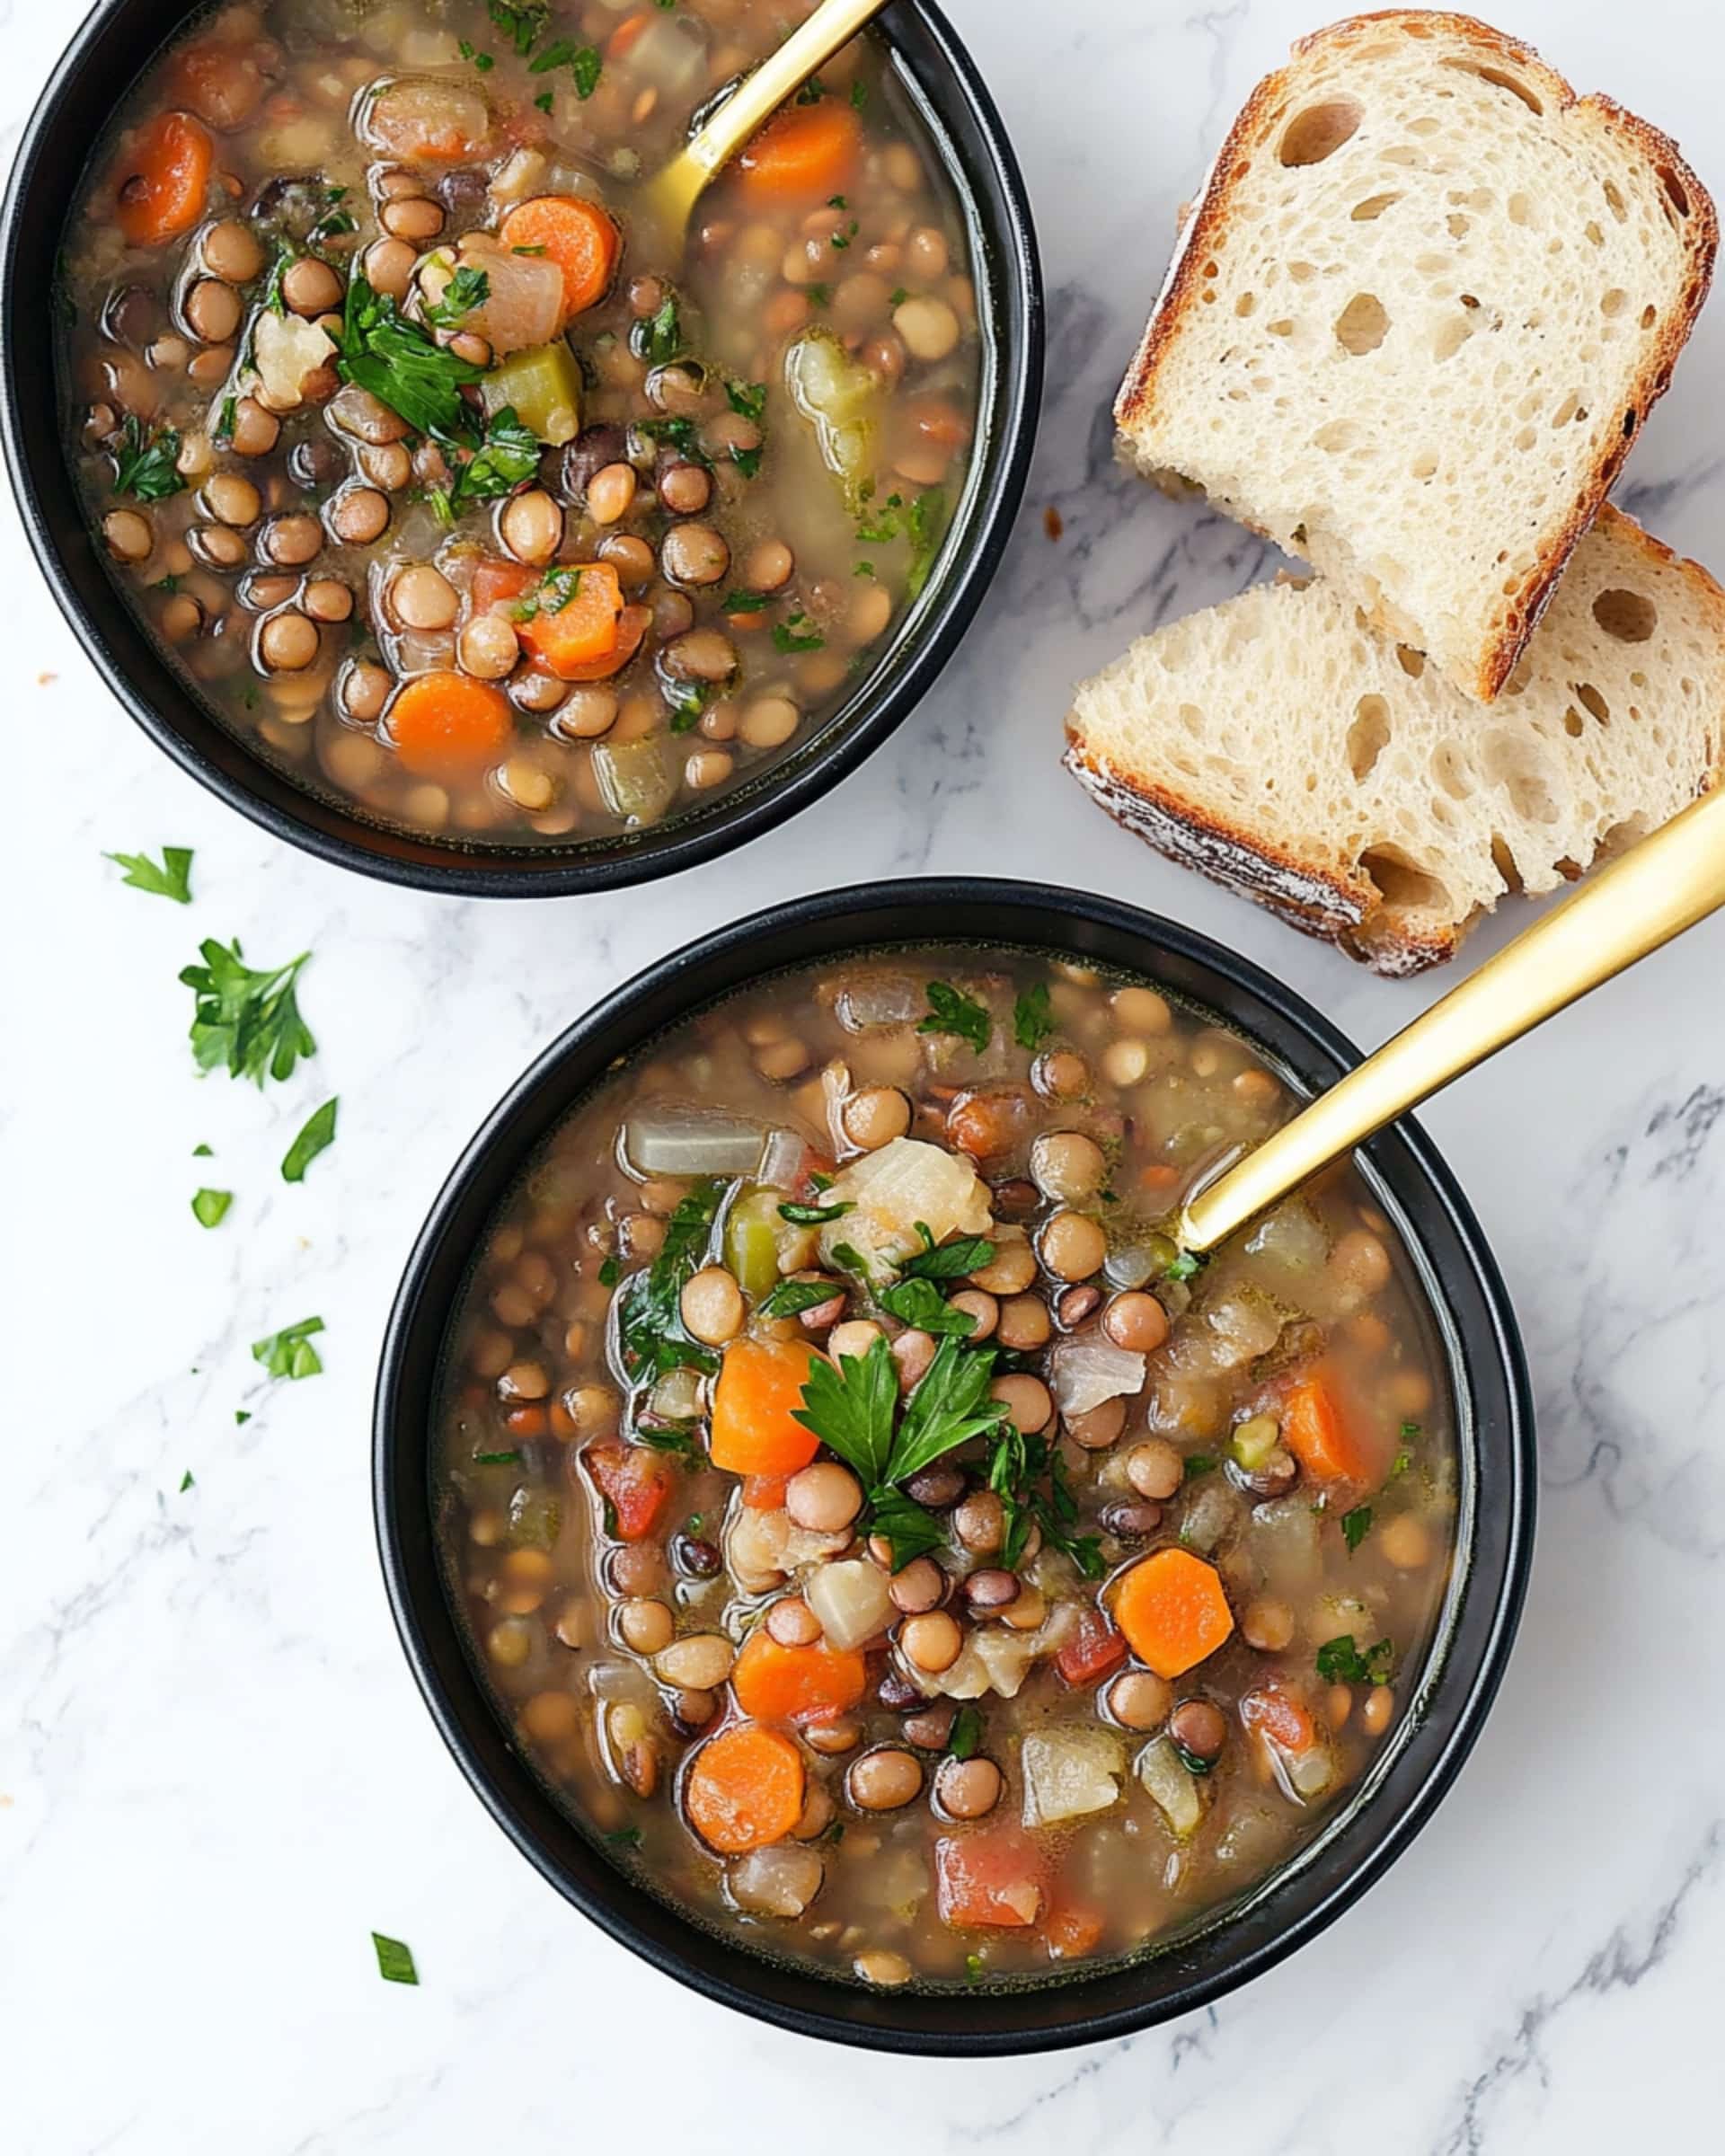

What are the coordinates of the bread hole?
(1592, 588, 1657, 642)
(1267, 318, 1295, 337)
(1659, 165, 1692, 216)
(1445, 61, 1544, 114)
(1350, 191, 1402, 221)
(1347, 694, 1393, 780)
(1561, 704, 1585, 738)
(1410, 449, 1438, 480)
(1601, 288, 1628, 317)
(1394, 645, 1426, 678)
(1279, 99, 1362, 167)
(1584, 219, 1604, 247)
(1381, 146, 1422, 168)
(1641, 304, 1657, 329)
(1358, 846, 1451, 915)
(1490, 835, 1524, 894)
(1415, 252, 1451, 278)
(1288, 261, 1318, 283)
(1576, 683, 1611, 725)
(1409, 116, 1441, 137)
(1551, 391, 1579, 427)
(1314, 420, 1361, 454)
(1514, 425, 1537, 452)
(1501, 651, 1536, 698)
(1431, 313, 1473, 362)
(1178, 702, 1206, 737)
(1484, 734, 1560, 824)
(1235, 291, 1258, 317)
(1508, 192, 1533, 226)
(1447, 213, 1470, 239)
(1604, 179, 1628, 222)
(1335, 292, 1390, 354)
(1599, 816, 1650, 861)
(1433, 742, 1473, 800)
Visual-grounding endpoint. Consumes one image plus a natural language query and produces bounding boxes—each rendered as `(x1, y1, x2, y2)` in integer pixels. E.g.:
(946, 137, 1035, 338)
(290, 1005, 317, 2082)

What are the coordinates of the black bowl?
(1, 3, 1041, 895)
(374, 879, 1535, 2054)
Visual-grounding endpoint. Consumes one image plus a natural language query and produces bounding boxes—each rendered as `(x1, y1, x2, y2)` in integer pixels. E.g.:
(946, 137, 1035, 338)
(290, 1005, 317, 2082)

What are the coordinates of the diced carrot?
(741, 1473, 790, 1512)
(503, 1403, 548, 1440)
(547, 1397, 579, 1441)
(709, 1336, 822, 1478)
(580, 1439, 675, 1542)
(116, 111, 213, 245)
(1241, 1686, 1316, 1755)
(606, 10, 653, 61)
(542, 603, 649, 683)
(685, 1722, 805, 1854)
(385, 673, 514, 778)
(514, 562, 627, 680)
(1282, 1368, 1380, 1484)
(1138, 1162, 1182, 1200)
(470, 557, 536, 613)
(1054, 1609, 1128, 1690)
(1113, 1547, 1235, 1681)
(735, 101, 862, 203)
(732, 1629, 868, 1725)
(1044, 1901, 1106, 1959)
(934, 1827, 1047, 1930)
(500, 195, 621, 322)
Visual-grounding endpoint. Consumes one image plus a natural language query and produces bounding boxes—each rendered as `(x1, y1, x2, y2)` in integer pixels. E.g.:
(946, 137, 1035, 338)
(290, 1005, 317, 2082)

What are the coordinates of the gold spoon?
(636, 0, 892, 250)
(1178, 783, 1725, 1253)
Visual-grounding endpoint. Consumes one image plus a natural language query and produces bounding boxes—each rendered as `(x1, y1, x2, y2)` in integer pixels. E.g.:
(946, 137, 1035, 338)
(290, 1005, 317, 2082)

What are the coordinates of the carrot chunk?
(709, 1337, 822, 1478)
(735, 102, 862, 203)
(1044, 1901, 1106, 1960)
(1241, 1685, 1316, 1756)
(580, 1439, 675, 1542)
(731, 1630, 867, 1726)
(513, 562, 627, 680)
(1054, 1609, 1128, 1690)
(1114, 1547, 1235, 1680)
(741, 1472, 790, 1512)
(470, 557, 536, 613)
(500, 195, 621, 322)
(685, 1723, 805, 1854)
(1282, 1368, 1380, 1484)
(934, 1827, 1047, 1930)
(542, 603, 649, 683)
(116, 111, 213, 245)
(385, 673, 513, 778)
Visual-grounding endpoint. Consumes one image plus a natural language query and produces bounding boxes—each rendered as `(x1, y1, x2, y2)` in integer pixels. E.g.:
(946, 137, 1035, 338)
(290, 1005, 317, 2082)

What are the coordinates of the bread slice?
(1115, 11, 1717, 703)
(1063, 507, 1725, 976)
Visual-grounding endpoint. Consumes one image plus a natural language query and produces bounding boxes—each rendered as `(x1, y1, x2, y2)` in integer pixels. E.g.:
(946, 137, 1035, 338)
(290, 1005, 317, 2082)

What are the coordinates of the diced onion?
(758, 1127, 809, 1193)
(1021, 1727, 1124, 1828)
(1137, 1737, 1204, 1838)
(804, 1560, 893, 1652)
(1048, 1337, 1147, 1418)
(730, 1844, 824, 1918)
(819, 1137, 990, 1274)
(623, 1105, 766, 1179)
(836, 974, 924, 1030)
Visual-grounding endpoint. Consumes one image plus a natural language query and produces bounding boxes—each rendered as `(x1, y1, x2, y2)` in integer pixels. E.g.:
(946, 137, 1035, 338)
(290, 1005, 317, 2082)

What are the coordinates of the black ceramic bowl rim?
(0, 1, 1042, 896)
(374, 879, 1536, 2054)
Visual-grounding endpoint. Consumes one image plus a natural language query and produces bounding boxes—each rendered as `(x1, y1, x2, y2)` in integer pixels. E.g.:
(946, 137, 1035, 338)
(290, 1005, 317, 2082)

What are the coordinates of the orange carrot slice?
(385, 673, 513, 778)
(514, 562, 626, 680)
(685, 1723, 805, 1854)
(709, 1337, 822, 1478)
(544, 603, 649, 683)
(1114, 1548, 1234, 1680)
(1282, 1369, 1379, 1484)
(500, 195, 621, 322)
(116, 111, 213, 245)
(731, 1630, 867, 1726)
(735, 102, 862, 203)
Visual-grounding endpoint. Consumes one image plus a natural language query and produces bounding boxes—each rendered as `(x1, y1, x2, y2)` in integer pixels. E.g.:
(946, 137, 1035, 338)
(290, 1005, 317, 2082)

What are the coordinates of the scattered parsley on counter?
(181, 938, 316, 1087)
(105, 844, 193, 903)
(370, 1932, 419, 1986)
(252, 1316, 325, 1382)
(281, 1097, 339, 1183)
(190, 1187, 233, 1230)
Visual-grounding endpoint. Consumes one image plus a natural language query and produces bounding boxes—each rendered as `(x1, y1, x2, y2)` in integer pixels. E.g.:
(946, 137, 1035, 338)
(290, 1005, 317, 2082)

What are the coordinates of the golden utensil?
(1179, 783, 1725, 1252)
(637, 0, 891, 249)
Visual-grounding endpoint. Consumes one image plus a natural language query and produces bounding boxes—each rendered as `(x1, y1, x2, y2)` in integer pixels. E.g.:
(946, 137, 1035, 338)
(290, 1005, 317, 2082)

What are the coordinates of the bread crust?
(1115, 10, 1720, 704)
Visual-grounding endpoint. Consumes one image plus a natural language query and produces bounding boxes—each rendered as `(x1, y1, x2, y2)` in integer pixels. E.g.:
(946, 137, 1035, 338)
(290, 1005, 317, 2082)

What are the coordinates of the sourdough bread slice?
(1116, 11, 1717, 703)
(1063, 507, 1725, 975)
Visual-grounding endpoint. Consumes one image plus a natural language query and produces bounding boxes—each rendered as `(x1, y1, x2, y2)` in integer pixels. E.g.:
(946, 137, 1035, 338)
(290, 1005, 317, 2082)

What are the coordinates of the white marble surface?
(4, 1, 1724, 2147)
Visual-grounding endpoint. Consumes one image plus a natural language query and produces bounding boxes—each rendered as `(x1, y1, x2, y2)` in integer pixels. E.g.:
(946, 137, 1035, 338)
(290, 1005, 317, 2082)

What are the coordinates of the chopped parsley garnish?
(1315, 1634, 1393, 1685)
(192, 1144, 213, 1157)
(667, 679, 713, 733)
(796, 75, 827, 104)
(1163, 1250, 1205, 1284)
(597, 1256, 622, 1287)
(634, 1423, 702, 1461)
(190, 1187, 233, 1230)
(732, 441, 763, 480)
(989, 1417, 1102, 1577)
(917, 980, 991, 1054)
(421, 263, 491, 330)
(851, 80, 869, 110)
(234, 1409, 251, 1426)
(534, 88, 554, 113)
(511, 565, 583, 623)
(636, 414, 708, 464)
(606, 1826, 642, 1850)
(778, 1199, 853, 1225)
(948, 1705, 982, 1760)
(261, 238, 296, 316)
(889, 286, 908, 307)
(113, 416, 185, 501)
(457, 40, 496, 72)
(1172, 1742, 1215, 1777)
(901, 1229, 995, 1279)
(771, 611, 825, 654)
(1182, 1454, 1219, 1480)
(531, 37, 602, 97)
(370, 1931, 419, 1985)
(281, 1097, 338, 1183)
(452, 405, 540, 506)
(1340, 1504, 1373, 1553)
(854, 560, 876, 579)
(179, 1470, 195, 1492)
(805, 282, 831, 309)
(181, 938, 315, 1087)
(307, 204, 358, 243)
(906, 487, 947, 601)
(334, 272, 486, 446)
(878, 1277, 977, 1337)
(632, 294, 683, 366)
(488, 1, 548, 54)
(726, 379, 768, 422)
(830, 220, 859, 251)
(215, 396, 237, 445)
(1013, 984, 1054, 1052)
(105, 844, 192, 903)
(760, 1278, 840, 1320)
(722, 590, 771, 614)
(617, 1182, 723, 1380)
(473, 1450, 522, 1466)
(252, 1315, 325, 1382)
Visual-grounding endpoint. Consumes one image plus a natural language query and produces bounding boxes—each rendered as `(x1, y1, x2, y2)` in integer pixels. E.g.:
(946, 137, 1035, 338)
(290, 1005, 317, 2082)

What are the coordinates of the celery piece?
(593, 737, 676, 826)
(724, 1188, 783, 1301)
(482, 340, 583, 446)
(784, 328, 880, 512)
(1231, 1413, 1282, 1471)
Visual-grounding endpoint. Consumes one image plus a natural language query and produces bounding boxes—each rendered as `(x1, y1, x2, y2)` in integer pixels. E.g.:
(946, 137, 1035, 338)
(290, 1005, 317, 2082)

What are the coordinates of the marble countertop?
(4, 1, 1723, 2148)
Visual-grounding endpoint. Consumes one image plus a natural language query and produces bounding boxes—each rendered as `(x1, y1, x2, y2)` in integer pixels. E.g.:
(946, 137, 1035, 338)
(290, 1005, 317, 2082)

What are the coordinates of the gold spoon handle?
(1179, 782, 1725, 1253)
(681, 0, 890, 181)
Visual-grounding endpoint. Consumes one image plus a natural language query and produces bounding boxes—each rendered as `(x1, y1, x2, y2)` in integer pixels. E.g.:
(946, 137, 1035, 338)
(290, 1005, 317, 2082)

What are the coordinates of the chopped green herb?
(422, 263, 491, 331)
(487, 1, 548, 54)
(1390, 1447, 1413, 1479)
(760, 1278, 840, 1320)
(215, 396, 237, 445)
(878, 1277, 977, 1337)
(796, 75, 827, 104)
(948, 1705, 983, 1761)
(666, 679, 712, 733)
(192, 1143, 213, 1157)
(854, 560, 876, 579)
(906, 487, 947, 601)
(887, 1335, 1004, 1480)
(307, 205, 358, 243)
(850, 80, 869, 110)
(1172, 1742, 1215, 1777)
(1163, 1250, 1205, 1284)
(827, 195, 849, 210)
(1400, 1419, 1423, 1439)
(635, 414, 708, 465)
(726, 379, 768, 422)
(889, 286, 908, 307)
(511, 564, 583, 623)
(778, 1199, 853, 1225)
(1316, 1634, 1393, 1685)
(597, 1256, 622, 1287)
(452, 405, 540, 506)
(901, 1231, 995, 1280)
(190, 1187, 232, 1230)
(632, 294, 683, 366)
(606, 1826, 642, 1850)
(334, 272, 486, 446)
(1182, 1454, 1218, 1480)
(531, 37, 602, 97)
(234, 1410, 251, 1427)
(105, 844, 192, 903)
(281, 1096, 338, 1183)
(261, 237, 296, 316)
(181, 938, 315, 1088)
(370, 1932, 418, 1985)
(113, 416, 185, 502)
(1013, 983, 1054, 1053)
(252, 1315, 325, 1382)
(830, 220, 859, 251)
(732, 442, 762, 479)
(473, 1450, 521, 1466)
(1340, 1504, 1373, 1553)
(533, 88, 554, 113)
(805, 282, 831, 309)
(772, 611, 825, 654)
(917, 980, 991, 1054)
(179, 1470, 195, 1492)
(617, 1183, 724, 1381)
(721, 589, 771, 614)
(634, 1423, 702, 1461)
(867, 1488, 947, 1570)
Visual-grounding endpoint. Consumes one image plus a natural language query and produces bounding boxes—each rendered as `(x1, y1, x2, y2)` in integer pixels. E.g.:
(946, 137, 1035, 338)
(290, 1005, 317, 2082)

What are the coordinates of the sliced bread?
(1115, 11, 1717, 703)
(1063, 506, 1725, 976)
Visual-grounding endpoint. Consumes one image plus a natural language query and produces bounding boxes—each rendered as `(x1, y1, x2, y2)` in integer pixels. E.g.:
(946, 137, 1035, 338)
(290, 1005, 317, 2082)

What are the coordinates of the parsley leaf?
(726, 379, 768, 422)
(113, 415, 185, 501)
(760, 1278, 840, 1320)
(778, 1199, 853, 1225)
(1315, 1634, 1393, 1685)
(488, 1, 547, 54)
(890, 1337, 1003, 1480)
(252, 1315, 324, 1381)
(334, 272, 485, 446)
(190, 1188, 232, 1229)
(878, 1276, 977, 1337)
(906, 487, 947, 601)
(1013, 984, 1054, 1053)
(867, 1487, 947, 1570)
(948, 1705, 982, 1760)
(617, 1182, 723, 1381)
(1163, 1250, 1205, 1284)
(105, 844, 192, 903)
(900, 1232, 995, 1280)
(632, 294, 683, 366)
(532, 37, 602, 97)
(850, 80, 869, 110)
(452, 405, 540, 506)
(179, 1470, 195, 1492)
(792, 1332, 898, 1487)
(370, 1931, 419, 1985)
(723, 590, 771, 614)
(421, 263, 490, 330)
(1182, 1454, 1218, 1480)
(917, 980, 991, 1054)
(1340, 1504, 1373, 1553)
(180, 939, 316, 1088)
(473, 1449, 521, 1466)
(771, 611, 825, 654)
(281, 1097, 339, 1183)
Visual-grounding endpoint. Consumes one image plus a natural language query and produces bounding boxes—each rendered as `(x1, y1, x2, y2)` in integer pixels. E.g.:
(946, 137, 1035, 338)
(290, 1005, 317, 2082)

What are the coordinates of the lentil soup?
(59, 2, 984, 845)
(436, 946, 1457, 1988)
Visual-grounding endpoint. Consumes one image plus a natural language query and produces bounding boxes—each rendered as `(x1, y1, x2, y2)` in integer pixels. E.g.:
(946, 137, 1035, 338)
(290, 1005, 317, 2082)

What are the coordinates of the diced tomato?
(1054, 1609, 1128, 1690)
(1044, 1901, 1105, 1960)
(934, 1827, 1047, 1930)
(580, 1440, 674, 1542)
(1241, 1685, 1315, 1755)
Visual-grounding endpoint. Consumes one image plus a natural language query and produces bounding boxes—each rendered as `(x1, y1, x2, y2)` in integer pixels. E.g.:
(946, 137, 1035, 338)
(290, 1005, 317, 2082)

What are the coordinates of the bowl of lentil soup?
(375, 880, 1534, 2052)
(3, 0, 1039, 890)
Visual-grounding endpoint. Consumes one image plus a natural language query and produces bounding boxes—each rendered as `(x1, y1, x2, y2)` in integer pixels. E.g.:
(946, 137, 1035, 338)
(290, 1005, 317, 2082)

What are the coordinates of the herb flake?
(105, 844, 192, 903)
